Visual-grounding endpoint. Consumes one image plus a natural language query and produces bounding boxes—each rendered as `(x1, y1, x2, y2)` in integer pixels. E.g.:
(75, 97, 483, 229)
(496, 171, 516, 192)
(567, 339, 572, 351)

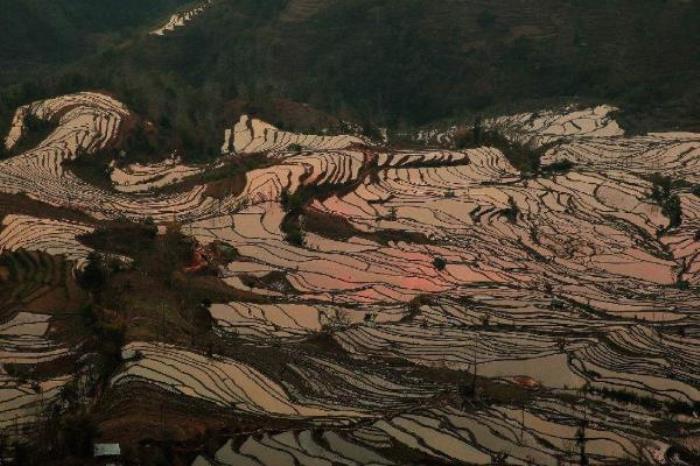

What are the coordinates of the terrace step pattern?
(210, 302, 405, 342)
(1, 94, 698, 463)
(0, 92, 219, 222)
(109, 155, 206, 193)
(228, 115, 369, 156)
(415, 104, 623, 147)
(150, 0, 213, 36)
(112, 342, 436, 424)
(0, 214, 95, 267)
(0, 311, 71, 433)
(194, 403, 671, 466)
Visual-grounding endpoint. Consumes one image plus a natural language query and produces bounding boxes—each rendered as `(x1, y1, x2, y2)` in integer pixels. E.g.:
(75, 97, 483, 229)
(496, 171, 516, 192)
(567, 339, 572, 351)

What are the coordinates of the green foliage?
(454, 117, 484, 150)
(121, 122, 159, 157)
(23, 113, 49, 132)
(677, 280, 690, 290)
(212, 241, 239, 263)
(453, 129, 471, 150)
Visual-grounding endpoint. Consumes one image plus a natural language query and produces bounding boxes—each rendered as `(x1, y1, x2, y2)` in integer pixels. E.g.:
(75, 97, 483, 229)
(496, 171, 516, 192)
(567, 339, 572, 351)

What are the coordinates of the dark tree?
(433, 257, 447, 271)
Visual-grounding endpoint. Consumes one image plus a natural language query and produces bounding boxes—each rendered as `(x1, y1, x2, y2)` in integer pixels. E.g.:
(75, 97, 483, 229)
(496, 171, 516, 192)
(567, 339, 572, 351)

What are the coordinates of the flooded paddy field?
(0, 92, 697, 465)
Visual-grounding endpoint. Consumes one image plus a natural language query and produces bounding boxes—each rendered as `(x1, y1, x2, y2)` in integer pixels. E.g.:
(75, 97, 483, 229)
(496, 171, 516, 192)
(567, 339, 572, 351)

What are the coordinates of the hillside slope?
(0, 91, 697, 465)
(1, 0, 699, 164)
(0, 0, 191, 80)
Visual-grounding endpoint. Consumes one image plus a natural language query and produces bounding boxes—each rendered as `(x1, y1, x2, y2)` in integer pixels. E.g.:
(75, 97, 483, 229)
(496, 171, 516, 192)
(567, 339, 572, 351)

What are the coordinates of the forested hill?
(0, 0, 190, 78)
(1, 0, 699, 161)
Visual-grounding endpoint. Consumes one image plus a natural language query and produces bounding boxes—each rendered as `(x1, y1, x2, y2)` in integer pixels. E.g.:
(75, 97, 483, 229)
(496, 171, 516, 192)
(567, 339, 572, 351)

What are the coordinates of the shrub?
(143, 216, 158, 237)
(213, 242, 239, 262)
(285, 227, 305, 246)
(500, 198, 520, 223)
(542, 159, 574, 173)
(453, 127, 472, 149)
(649, 173, 682, 229)
(78, 252, 108, 292)
(281, 189, 304, 214)
(662, 194, 682, 228)
(479, 129, 545, 174)
(60, 412, 99, 457)
(10, 113, 56, 154)
(649, 173, 672, 202)
(361, 124, 383, 141)
(433, 257, 447, 271)
(458, 382, 475, 401)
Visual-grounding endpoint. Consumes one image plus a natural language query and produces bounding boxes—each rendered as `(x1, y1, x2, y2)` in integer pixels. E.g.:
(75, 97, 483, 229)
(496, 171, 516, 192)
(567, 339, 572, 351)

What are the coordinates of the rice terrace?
(0, 1, 698, 465)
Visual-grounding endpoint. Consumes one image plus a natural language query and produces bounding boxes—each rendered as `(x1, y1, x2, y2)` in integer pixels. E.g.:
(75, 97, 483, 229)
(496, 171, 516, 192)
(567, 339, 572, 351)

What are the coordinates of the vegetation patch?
(432, 257, 447, 271)
(304, 209, 432, 246)
(648, 173, 683, 230)
(590, 386, 698, 417)
(541, 158, 575, 175)
(77, 220, 235, 345)
(455, 120, 553, 175)
(8, 114, 56, 156)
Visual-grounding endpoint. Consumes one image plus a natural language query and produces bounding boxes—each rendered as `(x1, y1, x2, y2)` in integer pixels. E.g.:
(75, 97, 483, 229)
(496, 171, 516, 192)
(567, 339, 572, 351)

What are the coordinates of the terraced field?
(0, 92, 698, 464)
(0, 250, 86, 435)
(151, 0, 213, 36)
